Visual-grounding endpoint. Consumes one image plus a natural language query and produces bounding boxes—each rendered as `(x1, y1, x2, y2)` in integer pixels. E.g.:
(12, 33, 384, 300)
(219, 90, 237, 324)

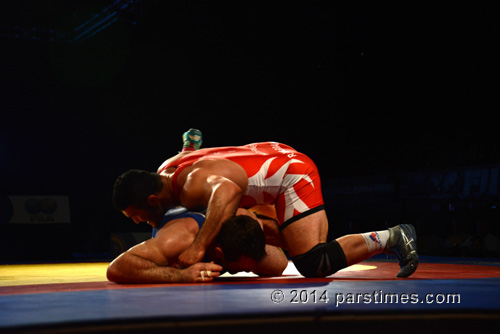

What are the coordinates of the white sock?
(361, 230, 390, 254)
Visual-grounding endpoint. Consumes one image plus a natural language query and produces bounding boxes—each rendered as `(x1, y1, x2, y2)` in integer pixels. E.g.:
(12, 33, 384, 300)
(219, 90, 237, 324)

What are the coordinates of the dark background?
(1, 1, 499, 262)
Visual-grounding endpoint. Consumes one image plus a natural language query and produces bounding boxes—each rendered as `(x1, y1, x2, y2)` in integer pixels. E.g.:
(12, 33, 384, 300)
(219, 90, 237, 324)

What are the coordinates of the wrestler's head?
(214, 215, 267, 274)
(113, 169, 165, 227)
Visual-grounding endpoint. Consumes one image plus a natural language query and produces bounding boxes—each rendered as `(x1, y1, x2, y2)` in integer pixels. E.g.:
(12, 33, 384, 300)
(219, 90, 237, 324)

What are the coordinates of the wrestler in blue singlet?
(152, 207, 205, 238)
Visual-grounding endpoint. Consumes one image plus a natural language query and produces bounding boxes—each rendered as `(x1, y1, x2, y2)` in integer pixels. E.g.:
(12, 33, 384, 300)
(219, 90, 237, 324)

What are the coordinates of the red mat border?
(2, 261, 500, 296)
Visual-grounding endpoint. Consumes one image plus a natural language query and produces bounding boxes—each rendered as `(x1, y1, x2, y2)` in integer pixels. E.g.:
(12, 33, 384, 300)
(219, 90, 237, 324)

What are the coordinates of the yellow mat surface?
(0, 263, 109, 287)
(0, 262, 376, 287)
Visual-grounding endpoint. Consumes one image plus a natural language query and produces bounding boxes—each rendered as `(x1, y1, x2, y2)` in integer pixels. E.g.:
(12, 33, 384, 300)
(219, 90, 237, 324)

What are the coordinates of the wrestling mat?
(1, 257, 500, 333)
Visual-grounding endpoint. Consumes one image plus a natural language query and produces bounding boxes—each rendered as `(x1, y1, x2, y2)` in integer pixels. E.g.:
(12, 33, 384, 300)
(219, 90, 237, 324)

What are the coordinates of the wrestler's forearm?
(194, 178, 242, 248)
(107, 252, 183, 284)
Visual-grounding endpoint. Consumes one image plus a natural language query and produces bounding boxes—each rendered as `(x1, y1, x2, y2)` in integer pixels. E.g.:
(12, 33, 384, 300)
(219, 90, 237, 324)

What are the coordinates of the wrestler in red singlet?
(157, 142, 324, 230)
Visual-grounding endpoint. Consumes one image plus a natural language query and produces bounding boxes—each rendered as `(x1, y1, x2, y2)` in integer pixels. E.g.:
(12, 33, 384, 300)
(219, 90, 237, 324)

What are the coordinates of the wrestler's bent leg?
(281, 210, 418, 278)
(280, 210, 349, 277)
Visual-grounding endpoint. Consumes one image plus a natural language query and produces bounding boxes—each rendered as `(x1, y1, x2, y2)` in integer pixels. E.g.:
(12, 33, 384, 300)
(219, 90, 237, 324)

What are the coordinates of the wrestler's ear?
(147, 195, 160, 208)
(214, 246, 225, 261)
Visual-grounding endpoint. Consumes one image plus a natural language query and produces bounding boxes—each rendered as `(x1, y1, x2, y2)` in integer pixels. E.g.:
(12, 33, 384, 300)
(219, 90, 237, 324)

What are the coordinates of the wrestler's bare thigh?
(279, 210, 329, 257)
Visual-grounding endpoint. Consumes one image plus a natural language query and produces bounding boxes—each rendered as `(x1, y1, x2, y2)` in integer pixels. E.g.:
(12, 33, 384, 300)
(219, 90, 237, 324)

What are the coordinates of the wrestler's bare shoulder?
(126, 217, 199, 267)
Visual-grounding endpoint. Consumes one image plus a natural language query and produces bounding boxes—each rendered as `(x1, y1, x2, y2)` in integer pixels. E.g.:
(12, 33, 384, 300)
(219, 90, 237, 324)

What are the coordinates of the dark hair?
(216, 215, 266, 262)
(113, 169, 162, 211)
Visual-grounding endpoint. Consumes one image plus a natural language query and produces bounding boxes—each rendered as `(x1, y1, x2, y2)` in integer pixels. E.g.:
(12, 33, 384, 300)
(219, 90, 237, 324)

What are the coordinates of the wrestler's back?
(157, 142, 299, 176)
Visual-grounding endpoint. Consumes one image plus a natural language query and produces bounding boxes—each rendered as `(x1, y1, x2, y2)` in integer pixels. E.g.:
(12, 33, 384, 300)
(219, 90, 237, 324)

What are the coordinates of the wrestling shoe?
(387, 224, 418, 278)
(182, 128, 202, 151)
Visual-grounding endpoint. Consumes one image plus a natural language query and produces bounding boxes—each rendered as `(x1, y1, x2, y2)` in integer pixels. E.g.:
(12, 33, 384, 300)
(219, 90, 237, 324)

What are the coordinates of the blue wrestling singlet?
(152, 207, 205, 238)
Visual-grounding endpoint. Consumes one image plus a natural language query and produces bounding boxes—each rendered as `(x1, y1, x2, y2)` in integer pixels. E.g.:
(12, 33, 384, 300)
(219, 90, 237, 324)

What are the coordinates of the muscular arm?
(107, 246, 184, 283)
(178, 160, 248, 267)
(107, 218, 222, 283)
(107, 250, 222, 284)
(194, 174, 242, 249)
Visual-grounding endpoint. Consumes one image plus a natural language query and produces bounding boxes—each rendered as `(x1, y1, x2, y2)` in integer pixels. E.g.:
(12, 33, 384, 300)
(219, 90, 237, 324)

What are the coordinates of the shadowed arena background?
(1, 1, 499, 332)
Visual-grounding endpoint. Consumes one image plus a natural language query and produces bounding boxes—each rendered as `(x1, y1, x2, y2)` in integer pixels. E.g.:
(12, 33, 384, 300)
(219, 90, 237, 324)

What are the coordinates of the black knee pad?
(291, 241, 348, 278)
